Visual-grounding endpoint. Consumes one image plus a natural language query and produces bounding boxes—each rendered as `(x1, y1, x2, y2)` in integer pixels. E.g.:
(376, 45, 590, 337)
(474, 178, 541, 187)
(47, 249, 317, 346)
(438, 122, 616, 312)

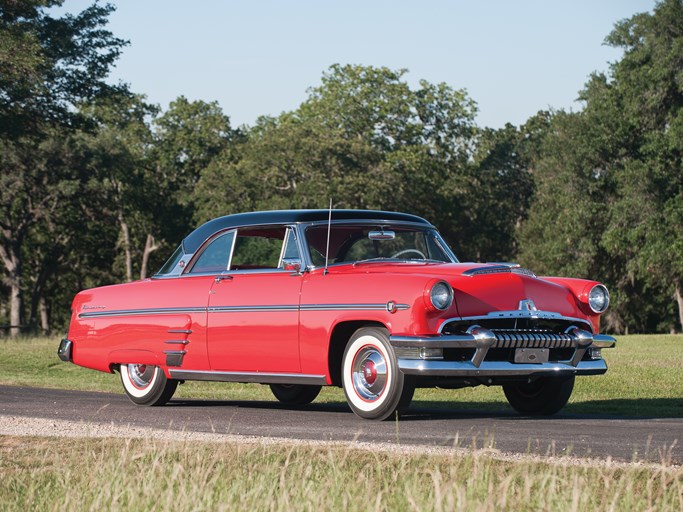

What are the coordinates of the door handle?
(215, 275, 233, 283)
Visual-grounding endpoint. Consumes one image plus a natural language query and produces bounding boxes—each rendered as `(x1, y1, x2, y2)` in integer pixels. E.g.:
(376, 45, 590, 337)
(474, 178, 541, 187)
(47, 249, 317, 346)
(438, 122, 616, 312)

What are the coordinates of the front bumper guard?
(390, 326, 616, 377)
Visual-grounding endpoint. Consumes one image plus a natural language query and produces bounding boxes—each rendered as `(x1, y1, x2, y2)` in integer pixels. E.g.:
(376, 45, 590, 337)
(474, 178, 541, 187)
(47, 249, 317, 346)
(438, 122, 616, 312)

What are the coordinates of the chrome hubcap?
(128, 364, 154, 389)
(352, 347, 387, 401)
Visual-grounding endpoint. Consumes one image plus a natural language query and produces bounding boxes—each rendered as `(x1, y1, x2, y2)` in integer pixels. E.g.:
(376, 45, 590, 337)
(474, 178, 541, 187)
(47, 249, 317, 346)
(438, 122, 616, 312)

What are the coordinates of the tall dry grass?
(1, 435, 681, 511)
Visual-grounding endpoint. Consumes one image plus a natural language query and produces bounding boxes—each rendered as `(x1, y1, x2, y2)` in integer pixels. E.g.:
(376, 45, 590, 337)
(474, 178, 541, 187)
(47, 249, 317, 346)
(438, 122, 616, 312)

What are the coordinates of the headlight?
(430, 281, 453, 310)
(588, 284, 610, 313)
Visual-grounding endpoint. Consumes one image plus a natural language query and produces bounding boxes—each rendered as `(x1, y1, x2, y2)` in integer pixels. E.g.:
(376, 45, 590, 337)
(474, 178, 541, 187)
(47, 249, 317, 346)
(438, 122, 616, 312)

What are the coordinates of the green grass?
(1, 335, 682, 417)
(1, 435, 681, 511)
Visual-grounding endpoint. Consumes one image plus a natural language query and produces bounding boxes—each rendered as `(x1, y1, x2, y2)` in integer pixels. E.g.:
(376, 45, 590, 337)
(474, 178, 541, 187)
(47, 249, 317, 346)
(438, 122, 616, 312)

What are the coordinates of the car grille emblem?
(518, 299, 537, 311)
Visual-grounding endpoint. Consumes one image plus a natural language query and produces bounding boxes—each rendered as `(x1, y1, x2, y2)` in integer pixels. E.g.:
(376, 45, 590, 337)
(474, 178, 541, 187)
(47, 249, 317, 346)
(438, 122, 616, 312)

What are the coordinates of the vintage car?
(58, 209, 616, 420)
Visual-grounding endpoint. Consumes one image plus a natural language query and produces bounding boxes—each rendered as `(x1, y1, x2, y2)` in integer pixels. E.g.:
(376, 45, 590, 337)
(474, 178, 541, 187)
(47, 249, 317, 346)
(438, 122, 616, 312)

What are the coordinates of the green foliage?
(0, 1, 128, 334)
(0, 0, 127, 136)
(192, 64, 530, 263)
(519, 0, 683, 332)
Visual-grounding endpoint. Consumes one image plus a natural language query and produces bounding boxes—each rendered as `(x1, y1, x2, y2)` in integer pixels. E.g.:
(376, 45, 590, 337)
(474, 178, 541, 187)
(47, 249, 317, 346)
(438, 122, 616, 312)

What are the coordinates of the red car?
(58, 210, 616, 420)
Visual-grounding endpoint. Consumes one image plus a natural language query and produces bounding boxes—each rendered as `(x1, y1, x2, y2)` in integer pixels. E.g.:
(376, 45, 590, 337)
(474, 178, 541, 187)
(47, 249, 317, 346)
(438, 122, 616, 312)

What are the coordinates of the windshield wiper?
(352, 257, 400, 266)
(353, 257, 443, 267)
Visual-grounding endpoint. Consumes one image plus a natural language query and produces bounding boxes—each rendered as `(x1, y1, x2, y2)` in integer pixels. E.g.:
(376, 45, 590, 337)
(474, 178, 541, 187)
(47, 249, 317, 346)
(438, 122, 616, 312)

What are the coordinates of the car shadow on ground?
(165, 397, 683, 421)
(405, 398, 683, 421)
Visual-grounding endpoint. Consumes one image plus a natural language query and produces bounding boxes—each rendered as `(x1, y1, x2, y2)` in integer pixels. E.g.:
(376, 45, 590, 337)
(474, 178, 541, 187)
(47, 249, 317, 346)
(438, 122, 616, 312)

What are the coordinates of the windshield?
(305, 224, 456, 266)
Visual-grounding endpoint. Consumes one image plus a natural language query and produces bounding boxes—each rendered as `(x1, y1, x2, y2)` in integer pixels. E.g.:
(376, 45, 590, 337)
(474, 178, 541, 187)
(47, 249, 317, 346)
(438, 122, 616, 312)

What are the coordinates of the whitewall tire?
(120, 364, 178, 406)
(342, 327, 414, 420)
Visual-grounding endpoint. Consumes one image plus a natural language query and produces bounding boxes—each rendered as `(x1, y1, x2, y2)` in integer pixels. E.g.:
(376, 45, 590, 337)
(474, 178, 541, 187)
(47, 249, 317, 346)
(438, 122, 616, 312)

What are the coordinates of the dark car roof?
(183, 209, 431, 253)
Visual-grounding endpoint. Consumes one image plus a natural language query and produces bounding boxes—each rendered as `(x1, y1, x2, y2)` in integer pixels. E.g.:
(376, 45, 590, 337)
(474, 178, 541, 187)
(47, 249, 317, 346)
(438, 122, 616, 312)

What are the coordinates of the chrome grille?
(492, 329, 574, 349)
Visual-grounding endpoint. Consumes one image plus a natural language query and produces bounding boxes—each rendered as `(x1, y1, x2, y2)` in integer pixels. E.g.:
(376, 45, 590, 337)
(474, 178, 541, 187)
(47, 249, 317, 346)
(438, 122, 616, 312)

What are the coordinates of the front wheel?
(503, 376, 575, 416)
(269, 384, 322, 405)
(120, 364, 178, 406)
(342, 327, 414, 420)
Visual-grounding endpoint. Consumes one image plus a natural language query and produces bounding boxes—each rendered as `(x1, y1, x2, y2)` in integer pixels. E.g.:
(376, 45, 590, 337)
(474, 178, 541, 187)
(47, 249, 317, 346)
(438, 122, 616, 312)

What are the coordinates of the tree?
(519, 0, 683, 332)
(193, 65, 524, 264)
(601, 0, 683, 331)
(153, 97, 238, 250)
(81, 94, 160, 283)
(0, 1, 126, 336)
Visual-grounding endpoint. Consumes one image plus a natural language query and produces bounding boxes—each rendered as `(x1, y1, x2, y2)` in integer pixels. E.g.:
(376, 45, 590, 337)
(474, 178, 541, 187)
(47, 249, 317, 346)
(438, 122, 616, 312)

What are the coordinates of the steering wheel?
(390, 249, 426, 259)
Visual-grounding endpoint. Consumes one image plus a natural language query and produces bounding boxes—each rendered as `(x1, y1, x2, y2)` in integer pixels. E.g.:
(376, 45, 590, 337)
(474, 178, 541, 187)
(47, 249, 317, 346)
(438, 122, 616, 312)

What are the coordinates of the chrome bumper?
(389, 327, 616, 377)
(397, 358, 608, 377)
(57, 338, 73, 362)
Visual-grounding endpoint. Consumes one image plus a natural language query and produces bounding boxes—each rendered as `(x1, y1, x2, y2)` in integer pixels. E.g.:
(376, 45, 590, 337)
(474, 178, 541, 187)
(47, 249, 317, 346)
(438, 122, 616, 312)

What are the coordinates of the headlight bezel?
(430, 281, 454, 311)
(588, 284, 610, 314)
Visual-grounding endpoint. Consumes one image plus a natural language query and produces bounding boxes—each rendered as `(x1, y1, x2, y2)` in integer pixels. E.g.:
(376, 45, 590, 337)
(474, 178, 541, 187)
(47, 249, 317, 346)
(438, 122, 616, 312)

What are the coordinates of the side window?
(190, 231, 235, 274)
(230, 227, 286, 270)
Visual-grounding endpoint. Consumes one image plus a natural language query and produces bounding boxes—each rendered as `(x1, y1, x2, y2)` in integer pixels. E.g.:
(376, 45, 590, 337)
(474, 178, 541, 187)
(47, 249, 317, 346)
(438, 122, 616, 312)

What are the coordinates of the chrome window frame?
(153, 218, 456, 279)
(181, 224, 306, 278)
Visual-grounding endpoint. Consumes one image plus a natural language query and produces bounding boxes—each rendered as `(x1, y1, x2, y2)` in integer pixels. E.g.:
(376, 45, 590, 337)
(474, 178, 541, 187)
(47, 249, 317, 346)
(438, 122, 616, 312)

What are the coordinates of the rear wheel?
(120, 364, 178, 406)
(503, 376, 575, 416)
(342, 327, 414, 420)
(269, 384, 322, 405)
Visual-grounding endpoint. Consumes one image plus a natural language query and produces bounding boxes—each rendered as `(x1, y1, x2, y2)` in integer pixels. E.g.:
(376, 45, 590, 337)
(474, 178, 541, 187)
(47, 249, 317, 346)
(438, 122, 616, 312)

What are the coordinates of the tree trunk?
(9, 281, 22, 337)
(39, 295, 49, 335)
(118, 210, 133, 282)
(140, 233, 160, 280)
(0, 242, 23, 337)
(675, 283, 683, 334)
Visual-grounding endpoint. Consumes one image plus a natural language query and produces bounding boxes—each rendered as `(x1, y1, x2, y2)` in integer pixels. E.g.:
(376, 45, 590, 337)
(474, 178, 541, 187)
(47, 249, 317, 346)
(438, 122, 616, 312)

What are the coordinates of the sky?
(58, 0, 656, 129)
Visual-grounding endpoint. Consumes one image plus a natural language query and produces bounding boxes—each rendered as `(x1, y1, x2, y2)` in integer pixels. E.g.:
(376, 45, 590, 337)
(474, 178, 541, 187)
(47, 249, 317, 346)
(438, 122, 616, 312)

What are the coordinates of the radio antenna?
(324, 198, 332, 275)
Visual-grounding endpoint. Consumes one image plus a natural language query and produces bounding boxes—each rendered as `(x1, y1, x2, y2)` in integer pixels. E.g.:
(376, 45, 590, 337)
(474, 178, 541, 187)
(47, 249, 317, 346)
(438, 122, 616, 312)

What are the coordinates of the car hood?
(332, 262, 584, 320)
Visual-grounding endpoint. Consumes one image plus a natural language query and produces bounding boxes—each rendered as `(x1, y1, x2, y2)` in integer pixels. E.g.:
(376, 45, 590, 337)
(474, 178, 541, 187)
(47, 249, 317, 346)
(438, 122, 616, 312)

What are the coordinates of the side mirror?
(282, 258, 302, 274)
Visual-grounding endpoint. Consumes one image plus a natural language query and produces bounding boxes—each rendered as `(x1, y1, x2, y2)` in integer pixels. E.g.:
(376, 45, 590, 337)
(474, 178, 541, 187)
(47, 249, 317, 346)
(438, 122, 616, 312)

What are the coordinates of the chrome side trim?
(208, 305, 299, 313)
(301, 303, 410, 311)
(168, 369, 327, 385)
(79, 302, 409, 319)
(79, 307, 204, 319)
(164, 339, 190, 345)
(438, 311, 593, 333)
(168, 329, 192, 334)
(398, 358, 608, 377)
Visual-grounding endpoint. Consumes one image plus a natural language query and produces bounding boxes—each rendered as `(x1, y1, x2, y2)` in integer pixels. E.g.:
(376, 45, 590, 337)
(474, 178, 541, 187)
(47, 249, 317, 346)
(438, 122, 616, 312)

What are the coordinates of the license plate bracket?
(514, 348, 549, 364)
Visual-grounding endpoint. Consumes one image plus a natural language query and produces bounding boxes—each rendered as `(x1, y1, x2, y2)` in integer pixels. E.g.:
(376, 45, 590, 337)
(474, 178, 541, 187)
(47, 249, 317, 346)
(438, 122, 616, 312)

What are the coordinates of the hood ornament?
(518, 299, 537, 312)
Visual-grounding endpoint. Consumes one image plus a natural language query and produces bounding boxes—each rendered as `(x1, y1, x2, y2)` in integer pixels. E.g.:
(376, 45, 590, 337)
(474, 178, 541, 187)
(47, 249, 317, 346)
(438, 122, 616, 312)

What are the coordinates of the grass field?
(1, 435, 681, 511)
(1, 335, 682, 417)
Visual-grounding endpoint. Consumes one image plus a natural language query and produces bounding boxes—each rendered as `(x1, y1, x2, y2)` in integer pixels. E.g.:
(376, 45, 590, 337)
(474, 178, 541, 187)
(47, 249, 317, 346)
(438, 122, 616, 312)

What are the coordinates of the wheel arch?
(328, 320, 387, 386)
(107, 350, 162, 373)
